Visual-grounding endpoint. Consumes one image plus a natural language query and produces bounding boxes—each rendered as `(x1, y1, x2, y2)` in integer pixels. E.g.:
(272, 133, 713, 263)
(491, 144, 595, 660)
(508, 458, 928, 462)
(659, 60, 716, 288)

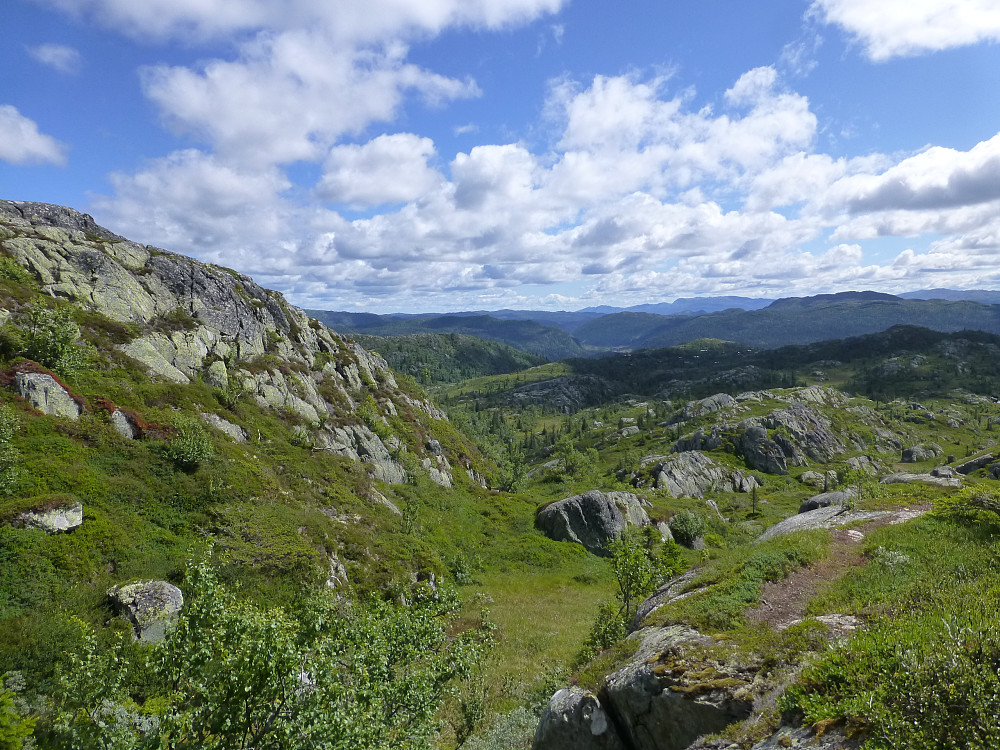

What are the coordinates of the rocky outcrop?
(672, 426, 726, 453)
(667, 393, 737, 425)
(314, 425, 407, 484)
(645, 452, 758, 498)
(15, 501, 83, 533)
(739, 425, 789, 474)
(901, 443, 944, 462)
(798, 470, 838, 489)
(957, 453, 995, 475)
(536, 490, 651, 556)
(757, 506, 926, 542)
(533, 688, 626, 750)
(14, 371, 82, 419)
(799, 489, 853, 513)
(108, 580, 183, 643)
(880, 472, 961, 488)
(0, 200, 450, 483)
(612, 626, 753, 750)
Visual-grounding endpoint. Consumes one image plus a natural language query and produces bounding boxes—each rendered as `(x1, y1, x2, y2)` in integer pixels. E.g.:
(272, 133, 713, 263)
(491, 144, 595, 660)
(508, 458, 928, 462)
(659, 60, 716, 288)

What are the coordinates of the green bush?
(163, 416, 214, 470)
(17, 306, 91, 377)
(669, 511, 707, 547)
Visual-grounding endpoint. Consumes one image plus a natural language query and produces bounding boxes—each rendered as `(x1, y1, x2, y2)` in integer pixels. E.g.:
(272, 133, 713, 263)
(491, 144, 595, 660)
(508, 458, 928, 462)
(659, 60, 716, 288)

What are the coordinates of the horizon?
(4, 1, 1000, 313)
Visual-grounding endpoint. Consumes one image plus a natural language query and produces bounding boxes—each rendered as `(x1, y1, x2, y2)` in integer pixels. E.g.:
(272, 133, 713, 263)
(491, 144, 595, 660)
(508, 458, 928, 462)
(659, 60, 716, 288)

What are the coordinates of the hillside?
(307, 309, 587, 360)
(349, 332, 546, 384)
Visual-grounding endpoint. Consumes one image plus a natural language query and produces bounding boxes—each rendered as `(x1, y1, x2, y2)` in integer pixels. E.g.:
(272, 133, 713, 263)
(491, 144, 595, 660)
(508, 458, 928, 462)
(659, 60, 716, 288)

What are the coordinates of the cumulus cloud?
(811, 0, 1000, 60)
(0, 105, 67, 165)
(142, 34, 479, 167)
(27, 43, 82, 74)
(317, 134, 442, 208)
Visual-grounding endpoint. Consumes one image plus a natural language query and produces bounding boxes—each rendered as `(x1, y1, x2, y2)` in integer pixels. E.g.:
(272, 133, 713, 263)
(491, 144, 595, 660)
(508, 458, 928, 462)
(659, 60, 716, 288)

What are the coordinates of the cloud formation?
(0, 106, 66, 165)
(811, 0, 1000, 59)
(27, 43, 82, 74)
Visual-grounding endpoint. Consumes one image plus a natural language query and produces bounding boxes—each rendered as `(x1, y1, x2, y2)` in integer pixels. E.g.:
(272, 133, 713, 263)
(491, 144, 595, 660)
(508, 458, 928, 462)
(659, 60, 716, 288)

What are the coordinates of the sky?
(4, 1, 1000, 313)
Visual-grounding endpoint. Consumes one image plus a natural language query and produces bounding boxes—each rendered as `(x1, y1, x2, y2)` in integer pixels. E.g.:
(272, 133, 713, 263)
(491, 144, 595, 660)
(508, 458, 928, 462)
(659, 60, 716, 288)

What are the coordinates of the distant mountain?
(635, 294, 1000, 349)
(899, 289, 1000, 305)
(306, 310, 586, 360)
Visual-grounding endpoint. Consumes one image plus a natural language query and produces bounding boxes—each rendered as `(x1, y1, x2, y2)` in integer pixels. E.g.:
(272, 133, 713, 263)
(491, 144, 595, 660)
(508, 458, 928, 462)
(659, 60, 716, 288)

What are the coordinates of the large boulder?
(901, 443, 943, 463)
(109, 581, 184, 643)
(880, 472, 961, 489)
(957, 453, 995, 475)
(533, 688, 626, 750)
(15, 501, 83, 533)
(799, 489, 853, 514)
(666, 393, 737, 425)
(14, 371, 82, 420)
(757, 506, 926, 542)
(601, 626, 754, 750)
(536, 490, 650, 556)
(649, 452, 758, 498)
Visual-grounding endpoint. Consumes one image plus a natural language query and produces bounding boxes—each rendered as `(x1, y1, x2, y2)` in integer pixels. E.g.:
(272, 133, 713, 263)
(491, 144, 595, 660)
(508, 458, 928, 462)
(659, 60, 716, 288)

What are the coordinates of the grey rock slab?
(109, 580, 183, 643)
(199, 412, 248, 442)
(17, 501, 83, 533)
(532, 687, 627, 750)
(14, 371, 82, 419)
(957, 453, 995, 475)
(757, 506, 927, 542)
(880, 472, 961, 488)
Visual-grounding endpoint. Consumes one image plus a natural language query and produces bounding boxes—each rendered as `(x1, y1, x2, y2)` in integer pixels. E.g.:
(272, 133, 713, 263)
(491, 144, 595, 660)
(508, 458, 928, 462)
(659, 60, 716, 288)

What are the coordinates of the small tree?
(18, 306, 90, 377)
(164, 416, 214, 470)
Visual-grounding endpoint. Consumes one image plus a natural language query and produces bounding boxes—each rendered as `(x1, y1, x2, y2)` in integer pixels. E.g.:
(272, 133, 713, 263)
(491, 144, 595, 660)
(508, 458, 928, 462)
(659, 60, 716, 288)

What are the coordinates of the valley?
(1, 201, 1000, 749)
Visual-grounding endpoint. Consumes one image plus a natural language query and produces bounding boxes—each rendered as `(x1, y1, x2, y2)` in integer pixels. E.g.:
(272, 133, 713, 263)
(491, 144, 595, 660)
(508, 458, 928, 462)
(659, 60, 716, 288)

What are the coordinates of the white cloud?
(92, 149, 291, 256)
(39, 0, 565, 43)
(142, 34, 479, 167)
(811, 0, 1000, 60)
(317, 133, 442, 207)
(27, 43, 82, 74)
(0, 105, 67, 165)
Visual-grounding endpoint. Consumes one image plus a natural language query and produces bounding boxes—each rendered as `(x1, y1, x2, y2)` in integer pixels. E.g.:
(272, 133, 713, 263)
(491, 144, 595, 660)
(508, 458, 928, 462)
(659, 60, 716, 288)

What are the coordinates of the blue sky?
(4, 1, 1000, 313)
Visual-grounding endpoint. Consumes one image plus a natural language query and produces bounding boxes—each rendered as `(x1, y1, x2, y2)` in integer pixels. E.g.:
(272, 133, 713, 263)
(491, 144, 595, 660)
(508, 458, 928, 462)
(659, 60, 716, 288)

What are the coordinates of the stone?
(901, 443, 944, 463)
(602, 626, 754, 750)
(798, 470, 838, 490)
(536, 490, 651, 556)
(108, 580, 183, 643)
(957, 453, 995, 475)
(845, 455, 881, 475)
(799, 489, 854, 514)
(109, 409, 140, 439)
(204, 359, 229, 389)
(16, 501, 83, 533)
(620, 425, 641, 438)
(532, 687, 626, 750)
(880, 472, 961, 488)
(200, 412, 248, 442)
(326, 554, 349, 589)
(931, 465, 957, 479)
(14, 371, 82, 420)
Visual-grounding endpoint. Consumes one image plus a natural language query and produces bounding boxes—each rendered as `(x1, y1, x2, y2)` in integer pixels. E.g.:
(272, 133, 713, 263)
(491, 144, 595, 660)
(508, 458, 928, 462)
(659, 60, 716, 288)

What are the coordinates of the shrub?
(163, 416, 213, 470)
(669, 511, 707, 547)
(17, 306, 91, 377)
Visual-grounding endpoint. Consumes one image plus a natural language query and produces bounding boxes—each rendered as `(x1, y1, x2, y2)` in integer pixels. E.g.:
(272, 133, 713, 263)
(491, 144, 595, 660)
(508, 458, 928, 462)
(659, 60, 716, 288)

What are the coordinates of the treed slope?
(307, 309, 586, 360)
(350, 332, 546, 384)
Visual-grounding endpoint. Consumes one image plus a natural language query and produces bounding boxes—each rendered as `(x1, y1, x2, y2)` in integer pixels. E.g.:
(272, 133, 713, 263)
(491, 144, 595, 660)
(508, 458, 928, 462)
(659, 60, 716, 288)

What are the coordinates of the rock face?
(739, 425, 789, 474)
(0, 200, 452, 487)
(533, 688, 626, 750)
(200, 412, 248, 442)
(16, 501, 83, 533)
(647, 452, 758, 498)
(109, 408, 140, 439)
(901, 443, 943, 462)
(667, 393, 737, 425)
(957, 453, 995, 475)
(14, 371, 82, 419)
(108, 580, 184, 643)
(880, 472, 961, 488)
(536, 490, 651, 556)
(738, 403, 846, 475)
